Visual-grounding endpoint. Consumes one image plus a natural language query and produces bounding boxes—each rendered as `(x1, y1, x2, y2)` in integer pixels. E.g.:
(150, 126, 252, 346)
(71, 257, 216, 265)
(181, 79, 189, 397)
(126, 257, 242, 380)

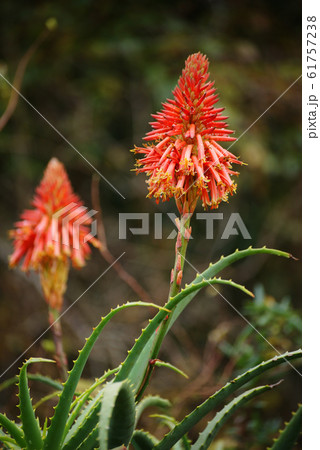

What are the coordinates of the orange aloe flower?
(9, 158, 100, 310)
(134, 52, 244, 214)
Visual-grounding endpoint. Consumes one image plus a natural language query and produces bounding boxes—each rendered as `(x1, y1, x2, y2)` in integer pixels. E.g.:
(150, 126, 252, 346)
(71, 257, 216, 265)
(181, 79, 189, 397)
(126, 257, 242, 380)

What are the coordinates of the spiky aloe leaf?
(98, 381, 136, 450)
(153, 360, 189, 379)
(191, 383, 278, 449)
(33, 391, 61, 411)
(18, 357, 54, 450)
(114, 306, 171, 393)
(64, 382, 135, 449)
(62, 366, 120, 443)
(154, 350, 301, 449)
(0, 413, 26, 448)
(151, 414, 191, 450)
(62, 391, 103, 450)
(43, 301, 164, 450)
(131, 429, 159, 449)
(269, 405, 302, 449)
(115, 278, 252, 394)
(115, 247, 291, 394)
(168, 247, 291, 332)
(136, 396, 171, 425)
(0, 428, 21, 449)
(131, 276, 251, 400)
(0, 374, 63, 393)
(76, 426, 98, 450)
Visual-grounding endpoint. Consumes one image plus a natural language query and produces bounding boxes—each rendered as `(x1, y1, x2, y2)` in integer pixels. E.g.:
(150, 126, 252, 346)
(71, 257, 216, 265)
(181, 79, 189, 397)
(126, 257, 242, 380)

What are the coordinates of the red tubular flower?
(9, 158, 100, 310)
(134, 52, 244, 214)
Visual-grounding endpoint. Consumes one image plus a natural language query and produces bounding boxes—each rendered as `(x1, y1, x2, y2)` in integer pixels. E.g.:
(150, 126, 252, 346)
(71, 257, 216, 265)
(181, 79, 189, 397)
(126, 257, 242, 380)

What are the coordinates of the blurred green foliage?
(216, 284, 302, 373)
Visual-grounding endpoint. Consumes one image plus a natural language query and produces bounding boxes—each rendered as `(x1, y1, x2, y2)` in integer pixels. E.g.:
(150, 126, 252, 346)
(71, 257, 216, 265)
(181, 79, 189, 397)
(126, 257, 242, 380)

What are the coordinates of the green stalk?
(136, 213, 192, 400)
(48, 306, 68, 382)
(154, 212, 191, 351)
(171, 213, 191, 296)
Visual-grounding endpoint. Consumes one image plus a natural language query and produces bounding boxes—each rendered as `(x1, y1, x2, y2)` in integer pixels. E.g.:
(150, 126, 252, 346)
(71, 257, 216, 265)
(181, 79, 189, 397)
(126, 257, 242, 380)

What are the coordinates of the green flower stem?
(153, 212, 191, 351)
(48, 306, 68, 382)
(169, 213, 191, 299)
(136, 213, 191, 401)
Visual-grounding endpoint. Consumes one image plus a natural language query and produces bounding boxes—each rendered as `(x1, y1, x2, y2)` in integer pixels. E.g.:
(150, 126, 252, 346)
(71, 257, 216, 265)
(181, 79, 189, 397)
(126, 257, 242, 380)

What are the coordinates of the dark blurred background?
(0, 0, 301, 448)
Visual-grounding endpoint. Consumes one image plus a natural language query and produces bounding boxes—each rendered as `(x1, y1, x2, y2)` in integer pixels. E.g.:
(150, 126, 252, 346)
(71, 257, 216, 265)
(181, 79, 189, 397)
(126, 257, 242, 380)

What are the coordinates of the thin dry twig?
(175, 340, 223, 407)
(91, 174, 151, 302)
(0, 23, 54, 131)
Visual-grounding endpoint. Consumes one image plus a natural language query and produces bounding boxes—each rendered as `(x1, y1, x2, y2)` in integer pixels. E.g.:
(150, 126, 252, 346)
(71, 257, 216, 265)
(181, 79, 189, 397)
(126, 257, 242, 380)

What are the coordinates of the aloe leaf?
(168, 247, 291, 332)
(153, 360, 189, 379)
(151, 414, 191, 450)
(76, 426, 99, 450)
(42, 418, 48, 439)
(27, 374, 63, 391)
(269, 405, 302, 449)
(136, 396, 171, 425)
(191, 384, 278, 449)
(43, 301, 163, 450)
(18, 357, 54, 449)
(62, 391, 103, 450)
(0, 428, 21, 449)
(63, 369, 130, 447)
(115, 279, 249, 393)
(62, 366, 120, 442)
(76, 426, 98, 450)
(154, 350, 301, 449)
(116, 333, 158, 393)
(131, 429, 159, 449)
(0, 413, 26, 448)
(0, 374, 63, 393)
(0, 438, 20, 449)
(98, 381, 136, 450)
(33, 391, 61, 410)
(115, 247, 291, 394)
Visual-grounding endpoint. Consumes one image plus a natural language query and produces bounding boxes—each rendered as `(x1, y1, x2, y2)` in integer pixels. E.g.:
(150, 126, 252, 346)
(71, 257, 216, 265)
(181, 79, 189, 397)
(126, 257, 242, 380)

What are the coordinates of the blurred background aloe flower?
(9, 157, 100, 310)
(9, 157, 100, 378)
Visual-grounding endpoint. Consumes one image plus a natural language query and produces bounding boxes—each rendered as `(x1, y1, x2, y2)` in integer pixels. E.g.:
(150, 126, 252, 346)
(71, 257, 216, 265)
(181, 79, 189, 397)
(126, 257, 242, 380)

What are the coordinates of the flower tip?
(8, 258, 16, 269)
(45, 157, 65, 176)
(89, 236, 101, 249)
(48, 157, 60, 165)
